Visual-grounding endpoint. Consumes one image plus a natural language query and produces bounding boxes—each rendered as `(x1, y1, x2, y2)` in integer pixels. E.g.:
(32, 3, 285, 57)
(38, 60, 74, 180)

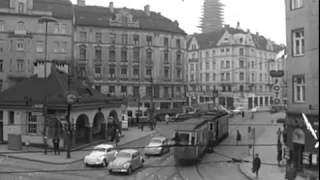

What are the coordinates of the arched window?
(17, 21, 25, 30)
(61, 24, 67, 34)
(18, 2, 24, 13)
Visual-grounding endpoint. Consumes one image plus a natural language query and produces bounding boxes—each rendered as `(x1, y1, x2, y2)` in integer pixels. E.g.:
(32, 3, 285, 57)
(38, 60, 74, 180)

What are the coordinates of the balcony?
(188, 58, 199, 63)
(77, 58, 87, 65)
(7, 71, 32, 79)
(8, 30, 32, 38)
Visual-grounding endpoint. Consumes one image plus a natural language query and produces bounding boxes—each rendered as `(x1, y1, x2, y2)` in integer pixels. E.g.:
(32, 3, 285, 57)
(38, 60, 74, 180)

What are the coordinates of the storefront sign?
(292, 129, 305, 144)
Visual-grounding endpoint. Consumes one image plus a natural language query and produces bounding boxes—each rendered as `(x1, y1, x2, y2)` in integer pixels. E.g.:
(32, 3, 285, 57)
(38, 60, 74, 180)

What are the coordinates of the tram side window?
(127, 111, 133, 117)
(178, 133, 190, 145)
(191, 134, 195, 146)
(209, 123, 213, 131)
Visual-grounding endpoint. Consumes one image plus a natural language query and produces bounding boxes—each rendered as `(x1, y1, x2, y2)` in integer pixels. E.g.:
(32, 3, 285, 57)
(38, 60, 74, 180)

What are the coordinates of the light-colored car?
(108, 149, 144, 174)
(84, 144, 118, 167)
(233, 107, 244, 114)
(144, 137, 170, 155)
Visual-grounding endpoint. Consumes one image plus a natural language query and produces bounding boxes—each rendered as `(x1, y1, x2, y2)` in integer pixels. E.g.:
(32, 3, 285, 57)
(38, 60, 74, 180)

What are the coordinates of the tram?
(173, 111, 229, 161)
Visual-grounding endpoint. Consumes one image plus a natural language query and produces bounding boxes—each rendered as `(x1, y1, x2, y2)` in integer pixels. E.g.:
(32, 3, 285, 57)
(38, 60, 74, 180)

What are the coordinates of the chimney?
(247, 29, 250, 33)
(256, 32, 259, 36)
(109, 2, 114, 13)
(173, 20, 179, 27)
(144, 5, 150, 16)
(77, 0, 85, 6)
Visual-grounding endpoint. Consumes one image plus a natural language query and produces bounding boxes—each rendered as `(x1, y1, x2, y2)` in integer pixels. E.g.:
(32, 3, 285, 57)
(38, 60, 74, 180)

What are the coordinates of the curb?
(0, 131, 158, 165)
(238, 163, 255, 180)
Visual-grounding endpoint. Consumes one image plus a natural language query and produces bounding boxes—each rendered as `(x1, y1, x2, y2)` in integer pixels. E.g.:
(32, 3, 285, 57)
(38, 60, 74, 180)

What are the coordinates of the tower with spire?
(198, 0, 225, 33)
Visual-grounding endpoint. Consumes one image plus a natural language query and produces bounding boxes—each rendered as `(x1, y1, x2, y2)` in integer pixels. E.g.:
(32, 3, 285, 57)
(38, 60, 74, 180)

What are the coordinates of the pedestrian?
(277, 138, 282, 152)
(251, 112, 254, 120)
(252, 154, 261, 178)
(236, 130, 242, 145)
(277, 127, 282, 141)
(283, 130, 287, 144)
(115, 129, 120, 147)
(52, 135, 60, 155)
(241, 111, 245, 118)
(277, 147, 283, 166)
(165, 114, 170, 125)
(285, 164, 297, 180)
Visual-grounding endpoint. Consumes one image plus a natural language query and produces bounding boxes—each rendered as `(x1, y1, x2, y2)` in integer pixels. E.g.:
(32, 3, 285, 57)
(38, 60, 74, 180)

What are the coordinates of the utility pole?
(137, 56, 141, 128)
(150, 75, 154, 130)
(252, 128, 256, 159)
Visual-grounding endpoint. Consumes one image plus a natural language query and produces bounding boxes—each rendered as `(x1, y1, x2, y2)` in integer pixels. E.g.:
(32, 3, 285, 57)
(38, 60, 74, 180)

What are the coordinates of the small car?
(144, 137, 170, 155)
(108, 149, 144, 174)
(83, 144, 117, 167)
(232, 107, 244, 114)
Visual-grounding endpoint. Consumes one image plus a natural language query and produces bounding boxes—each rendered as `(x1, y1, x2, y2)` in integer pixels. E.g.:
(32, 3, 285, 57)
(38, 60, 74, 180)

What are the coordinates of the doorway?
(293, 143, 304, 171)
(0, 121, 3, 142)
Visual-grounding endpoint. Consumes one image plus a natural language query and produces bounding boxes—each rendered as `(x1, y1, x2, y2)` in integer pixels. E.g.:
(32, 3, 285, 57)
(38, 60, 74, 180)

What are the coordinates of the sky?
(70, 0, 286, 45)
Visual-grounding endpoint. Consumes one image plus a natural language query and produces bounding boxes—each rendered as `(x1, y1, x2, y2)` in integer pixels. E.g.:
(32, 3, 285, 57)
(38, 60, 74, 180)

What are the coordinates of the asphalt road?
(0, 113, 282, 180)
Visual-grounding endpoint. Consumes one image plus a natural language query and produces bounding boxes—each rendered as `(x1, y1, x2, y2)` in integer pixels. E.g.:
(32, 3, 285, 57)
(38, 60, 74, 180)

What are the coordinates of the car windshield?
(117, 152, 131, 159)
(178, 133, 190, 145)
(93, 147, 106, 152)
(150, 139, 162, 144)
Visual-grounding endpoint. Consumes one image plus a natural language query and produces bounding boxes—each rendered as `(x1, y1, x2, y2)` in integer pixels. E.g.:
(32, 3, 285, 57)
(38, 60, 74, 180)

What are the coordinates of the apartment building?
(186, 24, 283, 109)
(0, 0, 73, 91)
(283, 0, 319, 178)
(73, 1, 187, 109)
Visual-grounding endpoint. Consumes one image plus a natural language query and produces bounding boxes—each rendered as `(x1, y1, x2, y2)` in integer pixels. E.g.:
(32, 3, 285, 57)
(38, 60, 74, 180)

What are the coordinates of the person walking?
(236, 130, 242, 145)
(277, 127, 283, 141)
(277, 147, 283, 166)
(285, 164, 297, 180)
(52, 135, 60, 155)
(241, 111, 245, 118)
(252, 154, 261, 178)
(165, 114, 170, 125)
(115, 129, 120, 147)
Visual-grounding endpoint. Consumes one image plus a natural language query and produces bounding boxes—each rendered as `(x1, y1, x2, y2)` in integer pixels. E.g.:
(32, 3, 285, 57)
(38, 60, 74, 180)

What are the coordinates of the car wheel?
(109, 170, 113, 174)
(127, 166, 132, 174)
(102, 159, 107, 167)
(85, 163, 89, 167)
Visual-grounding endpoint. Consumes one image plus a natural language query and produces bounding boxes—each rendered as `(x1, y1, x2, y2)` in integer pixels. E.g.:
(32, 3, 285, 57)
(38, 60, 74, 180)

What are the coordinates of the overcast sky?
(71, 0, 286, 45)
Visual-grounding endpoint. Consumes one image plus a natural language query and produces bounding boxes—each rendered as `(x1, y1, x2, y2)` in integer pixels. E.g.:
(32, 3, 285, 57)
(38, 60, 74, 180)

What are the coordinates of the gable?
(188, 37, 199, 51)
(216, 30, 231, 46)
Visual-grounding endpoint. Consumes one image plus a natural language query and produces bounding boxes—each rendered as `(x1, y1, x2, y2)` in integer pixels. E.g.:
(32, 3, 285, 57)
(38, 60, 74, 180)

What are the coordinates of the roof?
(73, 5, 186, 35)
(0, 0, 73, 19)
(187, 26, 284, 52)
(174, 118, 209, 132)
(120, 149, 138, 154)
(0, 66, 123, 109)
(95, 144, 114, 149)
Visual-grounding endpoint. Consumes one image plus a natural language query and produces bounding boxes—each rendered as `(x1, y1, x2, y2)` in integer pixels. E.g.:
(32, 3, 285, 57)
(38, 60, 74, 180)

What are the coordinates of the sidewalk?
(238, 117, 305, 180)
(0, 128, 156, 165)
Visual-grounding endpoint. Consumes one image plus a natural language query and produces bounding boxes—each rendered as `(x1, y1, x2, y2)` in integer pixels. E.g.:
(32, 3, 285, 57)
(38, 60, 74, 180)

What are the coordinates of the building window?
(133, 47, 140, 61)
(259, 73, 263, 81)
(206, 73, 210, 81)
(164, 51, 169, 63)
(36, 41, 43, 53)
(176, 69, 182, 79)
(27, 112, 37, 134)
(0, 60, 3, 72)
(239, 48, 244, 56)
(212, 61, 216, 69)
(53, 42, 59, 53)
(239, 85, 244, 92)
(176, 53, 181, 65)
(226, 73, 230, 81)
(16, 39, 24, 51)
(121, 67, 127, 78)
(94, 66, 101, 78)
(251, 61, 255, 69)
(226, 61, 230, 68)
(17, 21, 25, 31)
(61, 24, 67, 34)
(60, 42, 67, 53)
(121, 86, 127, 95)
(164, 37, 169, 47)
(121, 49, 127, 62)
(109, 49, 115, 61)
(80, 32, 86, 42)
(164, 68, 169, 79)
(8, 111, 14, 125)
(109, 86, 115, 94)
(146, 36, 152, 45)
(78, 66, 86, 77)
(190, 64, 194, 71)
(293, 76, 305, 103)
(292, 29, 304, 56)
(133, 68, 139, 76)
(206, 62, 209, 69)
(291, 0, 303, 10)
(146, 68, 152, 77)
(110, 33, 116, 43)
(164, 87, 169, 97)
(79, 46, 86, 60)
(18, 3, 24, 13)
(212, 73, 216, 81)
(133, 34, 139, 45)
(0, 80, 2, 91)
(122, 34, 128, 44)
(109, 67, 115, 78)
(176, 39, 181, 49)
(53, 23, 59, 34)
(146, 50, 152, 62)
(16, 59, 24, 72)
(0, 21, 4, 32)
(146, 86, 152, 97)
(36, 23, 44, 33)
(226, 48, 230, 53)
(251, 73, 255, 82)
(221, 61, 224, 68)
(95, 32, 102, 43)
(220, 73, 224, 81)
(259, 62, 262, 70)
(239, 72, 244, 81)
(239, 60, 244, 68)
(212, 50, 216, 55)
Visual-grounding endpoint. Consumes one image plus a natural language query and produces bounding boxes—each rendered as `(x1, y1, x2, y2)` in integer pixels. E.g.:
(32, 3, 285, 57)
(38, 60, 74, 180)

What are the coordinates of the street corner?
(238, 160, 256, 180)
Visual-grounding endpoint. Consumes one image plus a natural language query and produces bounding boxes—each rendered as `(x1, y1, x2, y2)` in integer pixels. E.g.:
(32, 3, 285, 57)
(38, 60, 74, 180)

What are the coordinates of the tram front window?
(178, 133, 190, 145)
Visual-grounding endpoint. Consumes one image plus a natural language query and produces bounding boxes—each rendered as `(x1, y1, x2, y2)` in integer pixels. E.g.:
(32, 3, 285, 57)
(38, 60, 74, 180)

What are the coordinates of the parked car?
(232, 107, 244, 114)
(84, 144, 117, 167)
(172, 113, 192, 121)
(144, 136, 170, 155)
(108, 149, 144, 174)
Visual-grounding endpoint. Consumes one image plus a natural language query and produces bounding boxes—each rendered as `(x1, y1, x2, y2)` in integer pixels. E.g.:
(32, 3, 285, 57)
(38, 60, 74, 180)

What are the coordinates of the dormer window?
(224, 37, 229, 41)
(17, 21, 25, 30)
(18, 3, 24, 13)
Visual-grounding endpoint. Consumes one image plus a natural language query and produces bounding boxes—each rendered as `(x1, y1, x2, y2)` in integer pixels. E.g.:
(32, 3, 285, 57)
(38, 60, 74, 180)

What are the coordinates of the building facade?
(0, 0, 74, 91)
(73, 2, 187, 110)
(284, 0, 319, 178)
(198, 0, 224, 33)
(186, 25, 284, 109)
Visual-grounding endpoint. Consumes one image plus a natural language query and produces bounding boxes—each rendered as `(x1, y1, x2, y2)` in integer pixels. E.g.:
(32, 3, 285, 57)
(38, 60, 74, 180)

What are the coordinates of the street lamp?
(38, 16, 58, 155)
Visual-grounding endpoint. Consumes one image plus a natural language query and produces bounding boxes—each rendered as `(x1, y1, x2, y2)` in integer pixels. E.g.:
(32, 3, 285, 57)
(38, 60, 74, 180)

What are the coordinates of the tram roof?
(174, 118, 208, 132)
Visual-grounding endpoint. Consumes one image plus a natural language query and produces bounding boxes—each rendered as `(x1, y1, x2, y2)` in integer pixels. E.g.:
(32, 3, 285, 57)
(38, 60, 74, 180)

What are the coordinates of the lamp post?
(38, 16, 58, 155)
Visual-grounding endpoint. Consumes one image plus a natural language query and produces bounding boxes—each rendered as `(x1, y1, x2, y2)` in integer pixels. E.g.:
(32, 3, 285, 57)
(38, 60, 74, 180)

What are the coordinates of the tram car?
(173, 111, 229, 162)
